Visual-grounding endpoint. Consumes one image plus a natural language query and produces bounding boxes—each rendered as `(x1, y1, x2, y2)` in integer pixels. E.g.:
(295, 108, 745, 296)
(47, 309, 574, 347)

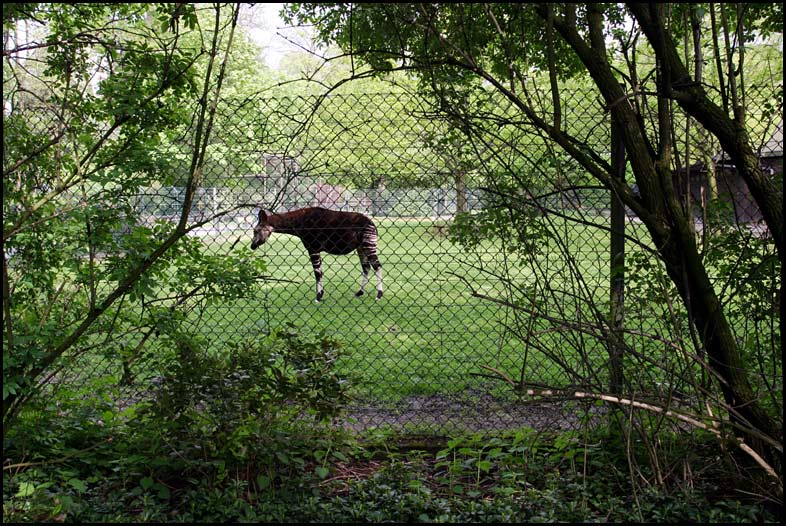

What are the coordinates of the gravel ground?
(338, 390, 600, 434)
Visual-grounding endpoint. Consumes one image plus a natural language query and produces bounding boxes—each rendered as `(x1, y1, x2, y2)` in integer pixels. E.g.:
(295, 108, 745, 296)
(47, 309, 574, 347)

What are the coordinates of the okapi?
(251, 207, 383, 302)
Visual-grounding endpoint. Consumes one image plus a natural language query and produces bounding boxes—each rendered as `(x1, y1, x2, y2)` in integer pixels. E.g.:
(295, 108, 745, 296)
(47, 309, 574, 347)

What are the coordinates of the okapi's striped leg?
(356, 250, 371, 297)
(356, 249, 382, 300)
(359, 224, 383, 300)
(367, 253, 383, 300)
(309, 252, 324, 302)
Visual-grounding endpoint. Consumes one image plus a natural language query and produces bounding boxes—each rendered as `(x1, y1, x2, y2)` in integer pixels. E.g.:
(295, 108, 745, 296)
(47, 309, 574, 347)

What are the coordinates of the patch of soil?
(339, 389, 599, 434)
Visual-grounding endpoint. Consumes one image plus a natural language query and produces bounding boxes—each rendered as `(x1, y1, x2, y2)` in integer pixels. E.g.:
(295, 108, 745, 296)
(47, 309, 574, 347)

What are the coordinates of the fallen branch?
(478, 365, 781, 482)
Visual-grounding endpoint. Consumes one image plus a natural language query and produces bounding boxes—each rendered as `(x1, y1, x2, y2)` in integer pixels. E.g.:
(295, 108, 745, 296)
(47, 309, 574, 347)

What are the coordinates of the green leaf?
(156, 484, 170, 499)
(3, 382, 17, 399)
(256, 475, 270, 489)
(140, 476, 154, 490)
(15, 481, 36, 498)
(315, 466, 330, 479)
(68, 478, 87, 492)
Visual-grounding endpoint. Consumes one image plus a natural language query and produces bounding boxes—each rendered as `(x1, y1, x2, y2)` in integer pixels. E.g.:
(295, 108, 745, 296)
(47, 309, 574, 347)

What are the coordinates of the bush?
(4, 329, 778, 523)
(139, 326, 350, 468)
(3, 326, 352, 522)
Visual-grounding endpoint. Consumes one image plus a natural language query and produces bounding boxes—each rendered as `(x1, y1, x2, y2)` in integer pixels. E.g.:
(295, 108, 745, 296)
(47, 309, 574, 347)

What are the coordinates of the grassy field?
(189, 216, 630, 404)
(66, 211, 776, 433)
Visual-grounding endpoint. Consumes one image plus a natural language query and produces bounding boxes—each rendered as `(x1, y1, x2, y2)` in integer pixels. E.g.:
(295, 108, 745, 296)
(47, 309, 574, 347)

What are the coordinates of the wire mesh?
(131, 90, 781, 433)
(5, 88, 782, 436)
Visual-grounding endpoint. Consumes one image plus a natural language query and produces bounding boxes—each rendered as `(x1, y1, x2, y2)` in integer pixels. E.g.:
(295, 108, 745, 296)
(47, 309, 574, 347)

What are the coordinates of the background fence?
(7, 88, 782, 435)
(124, 90, 782, 433)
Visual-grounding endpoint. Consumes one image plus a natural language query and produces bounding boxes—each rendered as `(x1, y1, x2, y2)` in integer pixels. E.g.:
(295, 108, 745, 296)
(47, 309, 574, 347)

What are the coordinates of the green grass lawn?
(65, 211, 775, 432)
(190, 216, 635, 403)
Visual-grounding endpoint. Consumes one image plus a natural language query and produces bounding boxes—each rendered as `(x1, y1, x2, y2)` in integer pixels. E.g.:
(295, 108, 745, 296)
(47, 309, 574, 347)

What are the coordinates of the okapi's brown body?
(251, 207, 383, 302)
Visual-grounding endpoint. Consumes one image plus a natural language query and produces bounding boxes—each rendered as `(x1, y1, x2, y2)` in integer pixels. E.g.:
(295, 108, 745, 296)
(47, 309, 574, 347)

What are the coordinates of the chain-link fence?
(121, 89, 781, 433)
(5, 88, 782, 435)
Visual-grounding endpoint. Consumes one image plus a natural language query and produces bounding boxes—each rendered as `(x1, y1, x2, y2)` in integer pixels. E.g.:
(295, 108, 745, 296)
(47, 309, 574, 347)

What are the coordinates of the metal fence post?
(609, 118, 626, 394)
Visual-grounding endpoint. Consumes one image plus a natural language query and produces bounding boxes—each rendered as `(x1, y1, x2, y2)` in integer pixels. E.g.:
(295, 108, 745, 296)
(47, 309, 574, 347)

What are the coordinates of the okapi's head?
(251, 209, 274, 250)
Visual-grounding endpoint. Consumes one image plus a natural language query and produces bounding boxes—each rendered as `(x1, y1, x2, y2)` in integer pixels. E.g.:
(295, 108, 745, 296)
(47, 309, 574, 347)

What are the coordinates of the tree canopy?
(284, 2, 783, 461)
(2, 3, 271, 427)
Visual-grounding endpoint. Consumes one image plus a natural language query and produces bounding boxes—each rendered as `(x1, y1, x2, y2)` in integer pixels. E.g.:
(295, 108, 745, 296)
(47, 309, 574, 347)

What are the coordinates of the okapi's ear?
(258, 209, 272, 224)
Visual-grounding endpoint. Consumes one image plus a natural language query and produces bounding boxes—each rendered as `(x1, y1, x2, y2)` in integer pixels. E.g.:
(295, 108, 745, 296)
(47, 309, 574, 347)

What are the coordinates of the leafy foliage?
(5, 417, 778, 522)
(2, 3, 269, 426)
(284, 4, 587, 85)
(449, 190, 549, 256)
(284, 1, 784, 463)
(3, 326, 353, 522)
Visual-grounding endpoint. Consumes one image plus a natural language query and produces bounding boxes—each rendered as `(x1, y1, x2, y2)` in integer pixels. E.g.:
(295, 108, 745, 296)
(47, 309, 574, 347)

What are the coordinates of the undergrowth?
(3, 328, 780, 523)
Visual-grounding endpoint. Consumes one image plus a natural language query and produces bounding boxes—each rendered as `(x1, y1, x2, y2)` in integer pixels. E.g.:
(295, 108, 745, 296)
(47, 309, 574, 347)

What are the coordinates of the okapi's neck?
(268, 210, 302, 236)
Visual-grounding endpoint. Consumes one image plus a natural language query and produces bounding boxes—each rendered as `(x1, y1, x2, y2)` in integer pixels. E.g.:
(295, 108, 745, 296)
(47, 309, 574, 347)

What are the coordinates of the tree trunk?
(454, 169, 468, 214)
(628, 3, 784, 261)
(549, 4, 780, 459)
(656, 222, 780, 451)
